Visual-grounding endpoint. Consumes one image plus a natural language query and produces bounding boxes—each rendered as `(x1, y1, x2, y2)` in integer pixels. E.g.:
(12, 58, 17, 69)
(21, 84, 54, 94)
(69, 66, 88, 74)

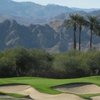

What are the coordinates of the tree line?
(64, 14, 100, 51)
(0, 48, 100, 78)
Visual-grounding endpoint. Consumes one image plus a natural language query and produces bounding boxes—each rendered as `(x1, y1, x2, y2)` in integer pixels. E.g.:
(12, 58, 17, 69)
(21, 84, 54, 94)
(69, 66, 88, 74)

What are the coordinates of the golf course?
(0, 45, 100, 100)
(0, 76, 100, 100)
(0, 0, 100, 100)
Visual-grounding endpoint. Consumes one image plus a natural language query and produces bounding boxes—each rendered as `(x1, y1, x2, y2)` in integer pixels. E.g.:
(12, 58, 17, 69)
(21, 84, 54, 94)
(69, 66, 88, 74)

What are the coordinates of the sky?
(13, 0, 100, 9)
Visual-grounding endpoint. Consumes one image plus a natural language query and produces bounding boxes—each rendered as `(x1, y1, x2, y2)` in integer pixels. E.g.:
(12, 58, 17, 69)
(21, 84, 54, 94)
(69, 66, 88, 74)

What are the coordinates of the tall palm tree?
(76, 15, 86, 51)
(87, 16, 98, 49)
(64, 14, 78, 50)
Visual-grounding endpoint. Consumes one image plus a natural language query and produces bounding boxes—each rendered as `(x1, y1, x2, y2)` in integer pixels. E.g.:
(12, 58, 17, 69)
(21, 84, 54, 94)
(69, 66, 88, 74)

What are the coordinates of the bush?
(85, 52, 100, 75)
(0, 57, 16, 77)
(29, 49, 53, 77)
(0, 48, 53, 77)
(0, 48, 100, 78)
(53, 51, 91, 78)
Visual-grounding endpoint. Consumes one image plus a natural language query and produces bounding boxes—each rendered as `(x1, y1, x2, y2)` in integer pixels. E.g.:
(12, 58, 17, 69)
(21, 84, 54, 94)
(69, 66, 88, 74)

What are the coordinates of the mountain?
(0, 20, 100, 52)
(0, 0, 99, 25)
(0, 0, 100, 52)
(49, 9, 100, 32)
(0, 20, 60, 52)
(71, 8, 100, 12)
(0, 0, 75, 25)
(90, 10, 100, 17)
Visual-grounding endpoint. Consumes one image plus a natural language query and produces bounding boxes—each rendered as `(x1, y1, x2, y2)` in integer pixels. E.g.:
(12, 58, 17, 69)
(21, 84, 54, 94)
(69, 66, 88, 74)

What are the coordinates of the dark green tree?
(87, 16, 99, 49)
(76, 15, 86, 51)
(64, 14, 79, 50)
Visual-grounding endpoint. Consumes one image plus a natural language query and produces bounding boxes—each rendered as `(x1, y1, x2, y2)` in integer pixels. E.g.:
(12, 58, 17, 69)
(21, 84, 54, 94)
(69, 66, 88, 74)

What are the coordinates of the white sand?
(0, 85, 85, 100)
(55, 84, 100, 94)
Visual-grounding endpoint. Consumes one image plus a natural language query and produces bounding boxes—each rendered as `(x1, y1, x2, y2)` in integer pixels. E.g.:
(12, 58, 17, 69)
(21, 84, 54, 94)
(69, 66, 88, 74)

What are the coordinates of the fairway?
(0, 76, 100, 94)
(0, 0, 100, 100)
(0, 76, 100, 100)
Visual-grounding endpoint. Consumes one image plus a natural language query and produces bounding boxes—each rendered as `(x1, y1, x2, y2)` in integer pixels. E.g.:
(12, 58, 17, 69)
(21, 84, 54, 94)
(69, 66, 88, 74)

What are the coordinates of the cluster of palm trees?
(64, 14, 100, 51)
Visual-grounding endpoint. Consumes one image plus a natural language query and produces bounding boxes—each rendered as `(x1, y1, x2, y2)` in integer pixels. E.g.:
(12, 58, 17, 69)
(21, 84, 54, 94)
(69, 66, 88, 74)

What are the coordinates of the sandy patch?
(91, 96, 100, 100)
(54, 83, 100, 94)
(0, 95, 31, 100)
(0, 85, 85, 100)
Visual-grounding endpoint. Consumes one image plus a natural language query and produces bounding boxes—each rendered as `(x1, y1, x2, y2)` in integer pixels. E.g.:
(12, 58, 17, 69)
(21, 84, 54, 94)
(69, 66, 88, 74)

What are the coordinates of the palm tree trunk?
(90, 29, 93, 49)
(79, 26, 82, 51)
(74, 24, 77, 50)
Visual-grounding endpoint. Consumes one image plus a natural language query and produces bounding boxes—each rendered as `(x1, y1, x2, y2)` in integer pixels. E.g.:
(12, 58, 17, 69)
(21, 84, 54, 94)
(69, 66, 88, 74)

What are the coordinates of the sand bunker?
(54, 83, 100, 94)
(0, 85, 85, 100)
(91, 96, 100, 100)
(0, 95, 31, 100)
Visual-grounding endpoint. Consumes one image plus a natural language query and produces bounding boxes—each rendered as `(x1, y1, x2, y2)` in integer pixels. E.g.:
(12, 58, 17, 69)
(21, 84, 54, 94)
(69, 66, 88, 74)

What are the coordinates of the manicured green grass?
(0, 92, 31, 100)
(0, 76, 100, 100)
(6, 93, 29, 98)
(0, 92, 27, 98)
(0, 76, 100, 94)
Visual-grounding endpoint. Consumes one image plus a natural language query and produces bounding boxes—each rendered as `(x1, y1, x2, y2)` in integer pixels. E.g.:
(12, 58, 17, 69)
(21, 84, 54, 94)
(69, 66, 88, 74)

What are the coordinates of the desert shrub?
(0, 48, 53, 77)
(84, 51, 100, 75)
(0, 48, 100, 78)
(29, 49, 53, 77)
(0, 57, 16, 77)
(53, 51, 91, 78)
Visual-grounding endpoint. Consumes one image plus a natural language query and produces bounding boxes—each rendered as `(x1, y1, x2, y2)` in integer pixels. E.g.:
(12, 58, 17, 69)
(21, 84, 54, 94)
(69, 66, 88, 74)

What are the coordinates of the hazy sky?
(13, 0, 100, 8)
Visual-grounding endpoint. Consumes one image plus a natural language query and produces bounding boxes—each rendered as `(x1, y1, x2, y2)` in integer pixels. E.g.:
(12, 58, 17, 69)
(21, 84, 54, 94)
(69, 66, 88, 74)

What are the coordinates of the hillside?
(0, 20, 60, 51)
(0, 0, 75, 25)
(0, 0, 100, 52)
(0, 20, 100, 52)
(0, 0, 99, 25)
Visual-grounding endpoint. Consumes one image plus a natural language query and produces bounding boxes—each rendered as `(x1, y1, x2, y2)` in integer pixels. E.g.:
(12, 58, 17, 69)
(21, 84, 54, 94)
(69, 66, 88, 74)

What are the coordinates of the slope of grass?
(0, 92, 26, 98)
(0, 76, 100, 94)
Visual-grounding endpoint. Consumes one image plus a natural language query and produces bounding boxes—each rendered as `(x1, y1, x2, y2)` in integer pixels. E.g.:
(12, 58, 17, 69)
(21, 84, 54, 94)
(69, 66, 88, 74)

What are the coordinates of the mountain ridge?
(0, 19, 100, 52)
(0, 0, 100, 52)
(0, 0, 99, 25)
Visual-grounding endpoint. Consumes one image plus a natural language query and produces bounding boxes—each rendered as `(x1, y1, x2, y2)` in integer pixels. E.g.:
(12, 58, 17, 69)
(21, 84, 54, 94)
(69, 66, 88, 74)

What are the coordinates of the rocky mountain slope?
(0, 20, 100, 52)
(0, 0, 100, 52)
(0, 20, 60, 51)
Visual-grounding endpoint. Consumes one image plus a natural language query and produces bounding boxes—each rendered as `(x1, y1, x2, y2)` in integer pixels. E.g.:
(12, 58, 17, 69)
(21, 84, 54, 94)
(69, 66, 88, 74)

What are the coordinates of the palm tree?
(76, 15, 86, 51)
(87, 16, 98, 49)
(95, 22, 100, 36)
(64, 14, 78, 50)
